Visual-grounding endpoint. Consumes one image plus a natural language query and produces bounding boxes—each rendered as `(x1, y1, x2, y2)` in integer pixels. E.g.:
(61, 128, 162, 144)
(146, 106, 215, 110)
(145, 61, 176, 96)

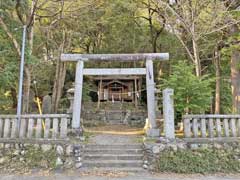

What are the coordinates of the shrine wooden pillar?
(97, 78, 102, 109)
(134, 78, 138, 108)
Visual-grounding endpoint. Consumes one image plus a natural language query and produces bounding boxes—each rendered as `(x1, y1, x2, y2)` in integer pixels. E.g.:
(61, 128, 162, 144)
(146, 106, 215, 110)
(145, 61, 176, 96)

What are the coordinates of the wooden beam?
(134, 78, 138, 108)
(61, 53, 169, 62)
(97, 78, 102, 109)
(92, 76, 141, 80)
(83, 68, 146, 75)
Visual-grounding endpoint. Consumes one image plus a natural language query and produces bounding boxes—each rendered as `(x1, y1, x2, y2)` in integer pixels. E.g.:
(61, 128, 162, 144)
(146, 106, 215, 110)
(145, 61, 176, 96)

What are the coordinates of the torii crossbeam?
(61, 53, 169, 137)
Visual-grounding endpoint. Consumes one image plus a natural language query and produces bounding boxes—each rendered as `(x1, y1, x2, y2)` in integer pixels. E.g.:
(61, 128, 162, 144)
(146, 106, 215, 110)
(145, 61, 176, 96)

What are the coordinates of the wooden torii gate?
(61, 53, 169, 137)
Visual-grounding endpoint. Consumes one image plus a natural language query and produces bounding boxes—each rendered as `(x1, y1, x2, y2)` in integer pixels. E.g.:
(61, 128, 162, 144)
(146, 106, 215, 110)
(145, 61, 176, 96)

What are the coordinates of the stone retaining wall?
(143, 137, 240, 171)
(82, 110, 147, 127)
(0, 142, 84, 170)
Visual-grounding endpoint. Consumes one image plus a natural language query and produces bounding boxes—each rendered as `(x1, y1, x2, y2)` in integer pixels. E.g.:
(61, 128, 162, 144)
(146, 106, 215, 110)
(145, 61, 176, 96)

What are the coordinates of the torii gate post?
(61, 53, 169, 137)
(72, 60, 84, 129)
(146, 59, 158, 136)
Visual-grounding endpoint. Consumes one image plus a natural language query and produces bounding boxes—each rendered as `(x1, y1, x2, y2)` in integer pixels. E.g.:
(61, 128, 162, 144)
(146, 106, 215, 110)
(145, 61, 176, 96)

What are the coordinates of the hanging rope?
(83, 86, 146, 95)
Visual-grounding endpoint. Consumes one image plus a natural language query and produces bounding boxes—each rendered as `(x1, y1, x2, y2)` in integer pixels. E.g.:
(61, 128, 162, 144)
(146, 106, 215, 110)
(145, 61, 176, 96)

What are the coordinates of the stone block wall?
(82, 109, 147, 127)
(143, 137, 240, 171)
(0, 142, 84, 171)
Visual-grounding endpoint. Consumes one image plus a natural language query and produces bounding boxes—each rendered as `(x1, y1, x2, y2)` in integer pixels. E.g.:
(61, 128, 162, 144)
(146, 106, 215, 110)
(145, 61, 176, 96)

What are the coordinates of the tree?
(229, 25, 240, 113)
(162, 61, 213, 116)
(153, 0, 239, 77)
(227, 2, 240, 113)
(0, 0, 42, 113)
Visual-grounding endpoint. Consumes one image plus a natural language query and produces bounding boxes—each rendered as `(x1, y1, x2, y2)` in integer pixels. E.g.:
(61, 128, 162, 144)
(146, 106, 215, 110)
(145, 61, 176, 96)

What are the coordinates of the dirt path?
(84, 125, 144, 135)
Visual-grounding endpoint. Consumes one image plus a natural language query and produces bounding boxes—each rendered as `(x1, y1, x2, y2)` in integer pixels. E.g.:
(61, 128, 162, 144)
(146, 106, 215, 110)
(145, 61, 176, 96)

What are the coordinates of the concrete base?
(70, 128, 83, 137)
(146, 128, 160, 137)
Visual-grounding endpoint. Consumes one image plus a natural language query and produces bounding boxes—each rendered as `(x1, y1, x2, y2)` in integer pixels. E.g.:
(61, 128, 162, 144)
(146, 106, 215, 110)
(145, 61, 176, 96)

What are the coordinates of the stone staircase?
(82, 144, 143, 171)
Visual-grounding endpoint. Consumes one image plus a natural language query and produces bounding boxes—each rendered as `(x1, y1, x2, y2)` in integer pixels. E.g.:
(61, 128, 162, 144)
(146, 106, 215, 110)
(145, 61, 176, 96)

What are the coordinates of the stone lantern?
(67, 83, 75, 114)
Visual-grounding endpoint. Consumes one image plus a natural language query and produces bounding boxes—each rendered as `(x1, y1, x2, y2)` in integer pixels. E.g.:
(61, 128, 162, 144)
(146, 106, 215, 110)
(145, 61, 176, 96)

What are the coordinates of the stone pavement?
(0, 172, 240, 180)
(88, 133, 142, 145)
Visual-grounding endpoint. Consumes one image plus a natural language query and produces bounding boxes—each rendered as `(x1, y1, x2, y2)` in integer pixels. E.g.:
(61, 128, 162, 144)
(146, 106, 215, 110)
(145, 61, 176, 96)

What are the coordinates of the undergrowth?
(23, 146, 57, 169)
(155, 149, 240, 174)
(0, 146, 57, 173)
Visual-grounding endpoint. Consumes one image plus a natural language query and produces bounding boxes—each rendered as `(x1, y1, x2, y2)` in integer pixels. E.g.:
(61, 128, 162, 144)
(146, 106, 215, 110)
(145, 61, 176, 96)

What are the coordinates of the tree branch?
(15, 0, 26, 25)
(0, 17, 21, 57)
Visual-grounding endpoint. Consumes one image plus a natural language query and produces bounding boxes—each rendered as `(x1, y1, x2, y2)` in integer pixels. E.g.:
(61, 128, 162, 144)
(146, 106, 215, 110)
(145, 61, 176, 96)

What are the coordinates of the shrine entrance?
(61, 53, 169, 137)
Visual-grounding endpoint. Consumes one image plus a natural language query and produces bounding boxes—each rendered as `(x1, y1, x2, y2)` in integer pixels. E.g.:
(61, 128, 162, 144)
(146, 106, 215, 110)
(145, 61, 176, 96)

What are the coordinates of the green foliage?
(0, 0, 238, 114)
(82, 78, 98, 102)
(156, 149, 240, 174)
(0, 89, 12, 112)
(24, 146, 57, 169)
(162, 61, 213, 115)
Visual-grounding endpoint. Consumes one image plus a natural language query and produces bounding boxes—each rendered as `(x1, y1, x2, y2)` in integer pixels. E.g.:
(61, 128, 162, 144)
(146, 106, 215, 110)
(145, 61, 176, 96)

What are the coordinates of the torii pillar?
(146, 59, 159, 137)
(61, 53, 169, 137)
(72, 60, 84, 129)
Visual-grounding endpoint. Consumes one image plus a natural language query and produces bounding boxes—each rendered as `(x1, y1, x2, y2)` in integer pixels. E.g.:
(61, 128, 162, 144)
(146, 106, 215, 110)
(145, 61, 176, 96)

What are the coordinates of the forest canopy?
(0, 0, 239, 117)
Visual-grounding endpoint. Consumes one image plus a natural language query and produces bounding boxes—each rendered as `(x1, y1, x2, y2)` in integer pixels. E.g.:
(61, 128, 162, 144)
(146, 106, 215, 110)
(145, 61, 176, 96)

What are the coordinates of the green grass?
(83, 131, 94, 143)
(155, 148, 240, 174)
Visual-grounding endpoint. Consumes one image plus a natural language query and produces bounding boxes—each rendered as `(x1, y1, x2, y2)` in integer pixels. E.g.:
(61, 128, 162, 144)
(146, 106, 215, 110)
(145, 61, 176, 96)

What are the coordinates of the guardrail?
(183, 115, 240, 139)
(0, 114, 71, 141)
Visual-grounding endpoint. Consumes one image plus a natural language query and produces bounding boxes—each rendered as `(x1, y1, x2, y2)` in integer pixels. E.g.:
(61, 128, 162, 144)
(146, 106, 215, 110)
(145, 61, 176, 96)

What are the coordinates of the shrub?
(155, 149, 240, 174)
(162, 61, 213, 116)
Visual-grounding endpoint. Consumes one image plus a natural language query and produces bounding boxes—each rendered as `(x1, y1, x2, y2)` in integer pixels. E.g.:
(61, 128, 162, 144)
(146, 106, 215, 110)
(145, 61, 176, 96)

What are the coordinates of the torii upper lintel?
(61, 53, 169, 62)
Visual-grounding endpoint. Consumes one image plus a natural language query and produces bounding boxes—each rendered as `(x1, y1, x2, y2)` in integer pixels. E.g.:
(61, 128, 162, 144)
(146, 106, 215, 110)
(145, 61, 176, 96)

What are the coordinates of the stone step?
(107, 120, 123, 125)
(84, 148, 143, 154)
(84, 154, 143, 160)
(79, 167, 144, 172)
(85, 144, 142, 149)
(83, 160, 143, 168)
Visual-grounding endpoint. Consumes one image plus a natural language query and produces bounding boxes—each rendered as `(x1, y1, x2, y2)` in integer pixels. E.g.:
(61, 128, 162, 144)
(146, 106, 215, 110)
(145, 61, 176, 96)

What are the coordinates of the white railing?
(0, 114, 70, 140)
(183, 115, 240, 139)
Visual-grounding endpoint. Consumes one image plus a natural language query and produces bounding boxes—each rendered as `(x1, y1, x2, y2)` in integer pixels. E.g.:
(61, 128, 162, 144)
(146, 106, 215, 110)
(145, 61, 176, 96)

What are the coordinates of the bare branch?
(15, 0, 26, 25)
(202, 19, 240, 37)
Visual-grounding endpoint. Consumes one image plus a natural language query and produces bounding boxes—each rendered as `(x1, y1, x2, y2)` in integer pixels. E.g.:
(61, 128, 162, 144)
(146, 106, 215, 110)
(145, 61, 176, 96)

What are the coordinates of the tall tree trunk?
(214, 50, 221, 114)
(0, 17, 32, 113)
(22, 66, 31, 113)
(190, 1, 201, 77)
(230, 25, 240, 113)
(52, 61, 67, 113)
(192, 36, 201, 77)
(22, 0, 36, 113)
(10, 87, 18, 109)
(51, 31, 67, 113)
(231, 50, 240, 113)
